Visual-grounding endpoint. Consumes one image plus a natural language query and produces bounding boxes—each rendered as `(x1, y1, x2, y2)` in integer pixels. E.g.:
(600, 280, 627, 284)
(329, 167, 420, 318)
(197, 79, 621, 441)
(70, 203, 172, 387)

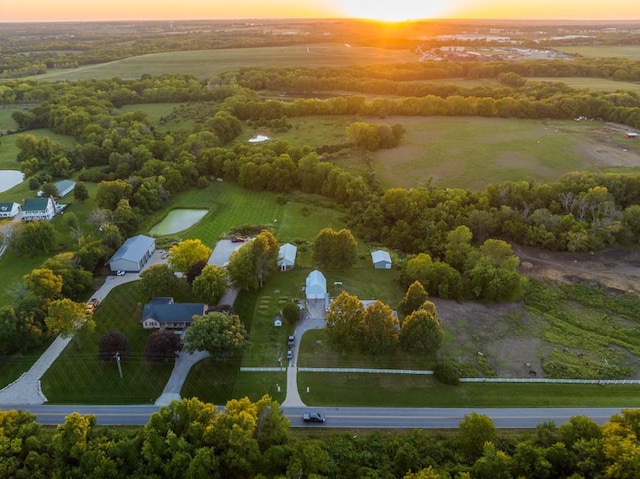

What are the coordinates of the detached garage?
(109, 234, 156, 272)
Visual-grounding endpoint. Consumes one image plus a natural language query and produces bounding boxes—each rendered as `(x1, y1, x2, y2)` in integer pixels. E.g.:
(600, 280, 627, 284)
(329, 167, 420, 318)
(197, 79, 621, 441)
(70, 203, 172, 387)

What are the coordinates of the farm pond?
(0, 170, 24, 192)
(149, 208, 208, 235)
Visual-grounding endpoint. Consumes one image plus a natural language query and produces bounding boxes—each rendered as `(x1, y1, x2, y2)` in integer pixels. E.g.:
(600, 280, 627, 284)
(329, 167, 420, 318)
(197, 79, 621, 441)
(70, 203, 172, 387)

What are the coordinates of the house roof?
(22, 197, 53, 212)
(142, 300, 206, 324)
(55, 180, 76, 195)
(110, 234, 155, 263)
(0, 202, 18, 212)
(371, 250, 391, 264)
(306, 270, 327, 292)
(278, 243, 297, 263)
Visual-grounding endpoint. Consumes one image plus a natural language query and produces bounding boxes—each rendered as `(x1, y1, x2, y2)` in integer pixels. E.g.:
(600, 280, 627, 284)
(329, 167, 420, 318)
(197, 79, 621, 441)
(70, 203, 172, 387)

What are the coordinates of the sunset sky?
(3, 0, 640, 23)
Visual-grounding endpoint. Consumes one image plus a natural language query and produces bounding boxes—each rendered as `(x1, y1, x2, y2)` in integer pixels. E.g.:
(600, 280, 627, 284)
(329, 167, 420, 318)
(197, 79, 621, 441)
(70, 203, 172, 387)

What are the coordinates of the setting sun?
(336, 1, 451, 22)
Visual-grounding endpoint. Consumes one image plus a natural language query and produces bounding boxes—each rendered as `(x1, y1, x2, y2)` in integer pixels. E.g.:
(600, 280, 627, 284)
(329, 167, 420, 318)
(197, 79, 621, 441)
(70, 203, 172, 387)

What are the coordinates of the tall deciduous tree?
(144, 329, 182, 362)
(313, 228, 358, 269)
(182, 311, 248, 357)
(326, 291, 365, 349)
(359, 300, 399, 355)
(73, 182, 89, 202)
(98, 330, 130, 361)
(399, 281, 428, 317)
(11, 221, 56, 256)
(226, 230, 279, 290)
(23, 267, 63, 301)
(192, 265, 228, 305)
(168, 239, 212, 273)
(400, 302, 443, 354)
(468, 239, 527, 302)
(458, 412, 497, 463)
(45, 298, 94, 348)
(139, 264, 183, 298)
(95, 179, 133, 210)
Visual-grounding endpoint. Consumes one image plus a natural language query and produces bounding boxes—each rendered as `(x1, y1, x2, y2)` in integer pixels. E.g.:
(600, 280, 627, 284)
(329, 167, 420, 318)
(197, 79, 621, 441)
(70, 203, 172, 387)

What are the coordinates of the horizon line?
(2, 17, 640, 25)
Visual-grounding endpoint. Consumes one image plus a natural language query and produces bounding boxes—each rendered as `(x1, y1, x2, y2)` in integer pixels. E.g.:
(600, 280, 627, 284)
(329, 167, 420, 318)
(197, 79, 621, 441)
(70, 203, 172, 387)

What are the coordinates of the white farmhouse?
(0, 202, 20, 218)
(22, 196, 56, 221)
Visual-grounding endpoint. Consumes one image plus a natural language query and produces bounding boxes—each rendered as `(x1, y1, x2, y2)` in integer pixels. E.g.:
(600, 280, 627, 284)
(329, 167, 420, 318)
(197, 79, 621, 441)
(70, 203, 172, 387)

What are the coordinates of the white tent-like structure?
(305, 270, 327, 300)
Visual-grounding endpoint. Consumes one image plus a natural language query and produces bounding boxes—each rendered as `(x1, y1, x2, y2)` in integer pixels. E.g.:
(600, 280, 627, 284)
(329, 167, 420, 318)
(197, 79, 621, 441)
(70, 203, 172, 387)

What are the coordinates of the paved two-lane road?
(4, 404, 627, 428)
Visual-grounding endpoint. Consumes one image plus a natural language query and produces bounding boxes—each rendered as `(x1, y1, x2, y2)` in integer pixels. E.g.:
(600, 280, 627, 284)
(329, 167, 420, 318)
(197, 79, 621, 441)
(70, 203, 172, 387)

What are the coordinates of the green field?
(28, 44, 418, 81)
(559, 45, 640, 60)
(276, 116, 632, 191)
(530, 77, 640, 93)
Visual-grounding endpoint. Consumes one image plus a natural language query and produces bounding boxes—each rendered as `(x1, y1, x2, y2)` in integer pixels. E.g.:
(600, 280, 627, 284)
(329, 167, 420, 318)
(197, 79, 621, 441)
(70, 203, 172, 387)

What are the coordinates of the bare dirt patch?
(434, 245, 640, 378)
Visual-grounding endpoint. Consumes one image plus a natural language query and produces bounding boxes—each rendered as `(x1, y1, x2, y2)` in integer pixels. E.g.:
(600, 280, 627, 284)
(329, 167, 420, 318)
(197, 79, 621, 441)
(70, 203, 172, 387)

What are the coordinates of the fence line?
(240, 367, 286, 372)
(461, 377, 640, 385)
(299, 367, 433, 375)
(240, 367, 640, 385)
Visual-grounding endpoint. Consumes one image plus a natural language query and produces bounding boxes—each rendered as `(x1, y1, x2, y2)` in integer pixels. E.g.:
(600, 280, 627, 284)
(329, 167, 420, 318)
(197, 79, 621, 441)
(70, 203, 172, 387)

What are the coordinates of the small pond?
(248, 134, 270, 143)
(149, 209, 208, 235)
(0, 170, 24, 193)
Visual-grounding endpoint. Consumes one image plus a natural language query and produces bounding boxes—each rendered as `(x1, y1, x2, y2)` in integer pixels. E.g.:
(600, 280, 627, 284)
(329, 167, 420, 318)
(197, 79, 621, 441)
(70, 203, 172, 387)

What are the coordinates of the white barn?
(0, 202, 19, 218)
(109, 234, 156, 272)
(277, 243, 297, 271)
(371, 250, 392, 269)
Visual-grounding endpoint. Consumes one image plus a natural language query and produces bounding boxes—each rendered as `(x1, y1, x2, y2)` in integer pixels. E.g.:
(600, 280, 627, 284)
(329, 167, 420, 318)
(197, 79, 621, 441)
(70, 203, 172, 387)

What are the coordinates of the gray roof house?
(55, 180, 76, 197)
(0, 202, 20, 218)
(371, 250, 392, 269)
(141, 297, 207, 329)
(277, 243, 297, 271)
(109, 234, 156, 272)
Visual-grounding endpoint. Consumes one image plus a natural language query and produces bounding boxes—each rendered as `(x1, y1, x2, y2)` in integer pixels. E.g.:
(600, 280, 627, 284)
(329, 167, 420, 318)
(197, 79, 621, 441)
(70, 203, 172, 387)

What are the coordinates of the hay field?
(33, 43, 418, 81)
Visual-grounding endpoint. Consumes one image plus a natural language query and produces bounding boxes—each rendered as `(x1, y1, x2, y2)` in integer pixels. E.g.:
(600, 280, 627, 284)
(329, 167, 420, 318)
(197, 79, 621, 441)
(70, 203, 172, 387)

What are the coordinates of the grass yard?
(41, 282, 174, 404)
(297, 372, 640, 408)
(29, 44, 418, 81)
(0, 340, 53, 390)
(181, 359, 286, 405)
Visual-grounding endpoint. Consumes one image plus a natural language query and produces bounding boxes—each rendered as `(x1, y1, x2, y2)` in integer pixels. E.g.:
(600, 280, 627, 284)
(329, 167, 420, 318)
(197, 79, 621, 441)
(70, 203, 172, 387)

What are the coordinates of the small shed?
(109, 234, 156, 272)
(371, 250, 392, 269)
(0, 202, 20, 218)
(55, 180, 76, 197)
(305, 270, 327, 300)
(277, 243, 297, 271)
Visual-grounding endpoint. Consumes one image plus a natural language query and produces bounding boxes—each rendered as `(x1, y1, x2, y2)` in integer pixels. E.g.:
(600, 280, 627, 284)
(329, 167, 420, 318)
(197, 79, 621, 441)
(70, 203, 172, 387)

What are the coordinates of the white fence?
(461, 377, 640, 385)
(239, 367, 640, 384)
(299, 367, 433, 375)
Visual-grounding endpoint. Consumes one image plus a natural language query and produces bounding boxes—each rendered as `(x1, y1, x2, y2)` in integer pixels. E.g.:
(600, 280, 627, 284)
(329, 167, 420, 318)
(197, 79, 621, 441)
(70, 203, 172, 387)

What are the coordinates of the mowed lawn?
(140, 181, 348, 248)
(29, 44, 418, 81)
(297, 372, 640, 408)
(559, 45, 640, 60)
(41, 282, 175, 404)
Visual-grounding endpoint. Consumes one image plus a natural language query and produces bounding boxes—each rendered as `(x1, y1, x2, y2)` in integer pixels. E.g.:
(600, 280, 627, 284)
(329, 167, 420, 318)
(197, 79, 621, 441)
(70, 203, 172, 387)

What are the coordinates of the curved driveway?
(0, 250, 165, 406)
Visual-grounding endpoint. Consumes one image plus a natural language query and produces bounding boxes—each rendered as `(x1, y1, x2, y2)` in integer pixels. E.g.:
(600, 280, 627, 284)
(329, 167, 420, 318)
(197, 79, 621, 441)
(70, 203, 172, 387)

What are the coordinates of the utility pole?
(114, 351, 123, 379)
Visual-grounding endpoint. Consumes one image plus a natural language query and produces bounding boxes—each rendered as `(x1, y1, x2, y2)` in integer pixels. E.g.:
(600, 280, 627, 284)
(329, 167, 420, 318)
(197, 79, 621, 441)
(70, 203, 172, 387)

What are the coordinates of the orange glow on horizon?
(2, 0, 640, 22)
